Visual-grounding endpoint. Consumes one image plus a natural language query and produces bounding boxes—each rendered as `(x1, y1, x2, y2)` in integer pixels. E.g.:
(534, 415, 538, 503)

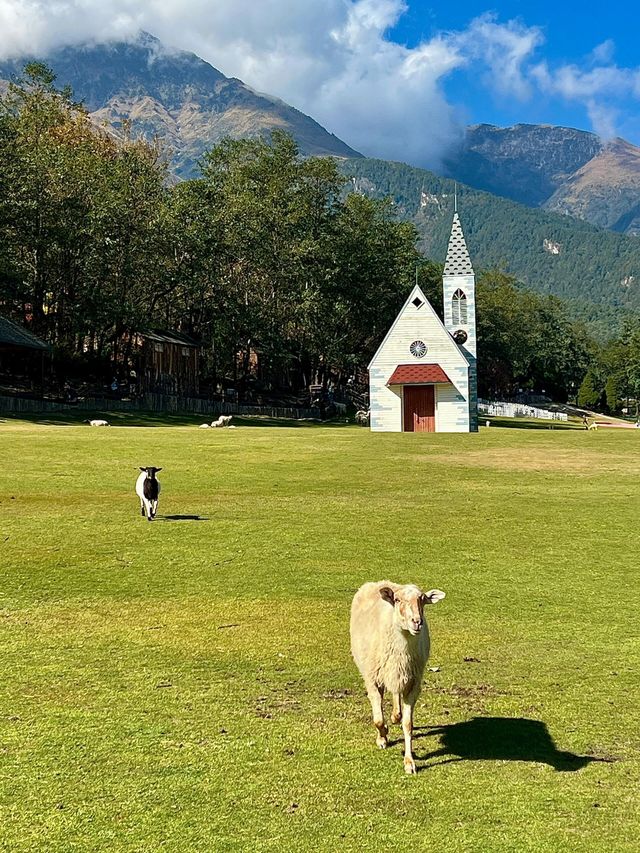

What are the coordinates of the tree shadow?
(485, 417, 579, 431)
(414, 717, 614, 772)
(158, 514, 210, 522)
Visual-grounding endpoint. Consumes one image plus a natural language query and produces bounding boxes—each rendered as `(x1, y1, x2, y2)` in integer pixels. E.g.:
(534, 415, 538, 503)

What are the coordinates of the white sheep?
(199, 423, 211, 429)
(135, 466, 162, 521)
(355, 410, 370, 426)
(211, 415, 233, 428)
(350, 580, 445, 774)
(86, 419, 110, 427)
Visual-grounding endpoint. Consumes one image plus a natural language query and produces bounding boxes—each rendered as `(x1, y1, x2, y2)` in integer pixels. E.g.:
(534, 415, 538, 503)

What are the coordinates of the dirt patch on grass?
(412, 448, 640, 476)
(427, 683, 507, 714)
(432, 683, 506, 698)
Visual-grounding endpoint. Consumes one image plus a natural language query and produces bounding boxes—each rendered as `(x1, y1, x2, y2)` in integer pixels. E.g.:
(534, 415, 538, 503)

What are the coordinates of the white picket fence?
(478, 400, 568, 422)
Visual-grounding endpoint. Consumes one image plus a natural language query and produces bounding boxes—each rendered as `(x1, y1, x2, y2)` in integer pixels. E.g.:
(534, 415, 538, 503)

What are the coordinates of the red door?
(403, 385, 435, 432)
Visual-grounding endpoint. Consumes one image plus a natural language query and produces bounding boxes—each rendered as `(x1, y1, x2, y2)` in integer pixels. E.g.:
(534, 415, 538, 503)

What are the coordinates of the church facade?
(368, 212, 478, 433)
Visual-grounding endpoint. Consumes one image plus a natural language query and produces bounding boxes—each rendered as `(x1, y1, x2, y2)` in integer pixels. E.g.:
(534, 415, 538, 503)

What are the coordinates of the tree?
(605, 375, 619, 413)
(0, 63, 169, 369)
(578, 369, 601, 410)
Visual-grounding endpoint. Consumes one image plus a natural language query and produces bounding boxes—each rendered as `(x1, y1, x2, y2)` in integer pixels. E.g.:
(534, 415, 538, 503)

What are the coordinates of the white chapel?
(368, 211, 478, 433)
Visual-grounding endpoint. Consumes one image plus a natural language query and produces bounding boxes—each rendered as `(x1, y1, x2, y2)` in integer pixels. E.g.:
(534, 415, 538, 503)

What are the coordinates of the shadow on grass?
(1, 410, 353, 429)
(414, 717, 614, 771)
(232, 416, 352, 429)
(484, 417, 581, 431)
(157, 514, 210, 522)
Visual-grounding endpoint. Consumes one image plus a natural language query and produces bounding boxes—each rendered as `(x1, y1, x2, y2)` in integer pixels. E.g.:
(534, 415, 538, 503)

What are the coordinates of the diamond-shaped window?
(412, 297, 424, 308)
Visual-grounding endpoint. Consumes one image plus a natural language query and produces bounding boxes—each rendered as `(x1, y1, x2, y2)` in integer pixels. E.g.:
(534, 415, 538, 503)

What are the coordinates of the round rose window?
(410, 340, 427, 358)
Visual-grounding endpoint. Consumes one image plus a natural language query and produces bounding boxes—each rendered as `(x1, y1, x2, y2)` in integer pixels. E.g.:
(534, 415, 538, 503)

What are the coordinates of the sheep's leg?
(140, 499, 145, 517)
(402, 695, 417, 774)
(391, 693, 402, 725)
(367, 684, 388, 749)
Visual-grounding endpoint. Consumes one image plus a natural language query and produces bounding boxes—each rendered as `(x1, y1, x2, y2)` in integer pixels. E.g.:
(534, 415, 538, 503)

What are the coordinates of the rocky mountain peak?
(444, 123, 640, 234)
(0, 32, 361, 177)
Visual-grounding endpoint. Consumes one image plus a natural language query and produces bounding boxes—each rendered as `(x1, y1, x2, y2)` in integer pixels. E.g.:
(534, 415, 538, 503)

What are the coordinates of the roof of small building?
(0, 315, 49, 350)
(387, 364, 452, 385)
(139, 330, 199, 347)
(443, 212, 474, 276)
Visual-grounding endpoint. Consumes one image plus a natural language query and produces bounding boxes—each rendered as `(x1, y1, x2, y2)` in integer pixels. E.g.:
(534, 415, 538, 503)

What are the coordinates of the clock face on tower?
(409, 340, 427, 358)
(453, 329, 468, 345)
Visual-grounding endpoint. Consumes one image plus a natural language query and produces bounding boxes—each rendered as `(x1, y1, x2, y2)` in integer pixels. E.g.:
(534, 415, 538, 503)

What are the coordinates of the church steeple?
(443, 207, 478, 431)
(444, 212, 474, 276)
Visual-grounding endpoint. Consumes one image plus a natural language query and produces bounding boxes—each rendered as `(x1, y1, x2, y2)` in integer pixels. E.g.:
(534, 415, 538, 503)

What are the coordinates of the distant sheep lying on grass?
(198, 415, 234, 428)
(86, 419, 110, 427)
(350, 580, 445, 774)
(136, 466, 162, 522)
(355, 410, 370, 426)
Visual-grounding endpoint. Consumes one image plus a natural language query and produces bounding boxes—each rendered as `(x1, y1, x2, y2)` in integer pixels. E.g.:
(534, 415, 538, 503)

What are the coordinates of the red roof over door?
(387, 364, 452, 385)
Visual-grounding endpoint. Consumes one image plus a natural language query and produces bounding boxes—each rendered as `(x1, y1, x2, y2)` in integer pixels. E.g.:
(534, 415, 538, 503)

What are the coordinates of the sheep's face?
(140, 466, 162, 478)
(380, 584, 446, 635)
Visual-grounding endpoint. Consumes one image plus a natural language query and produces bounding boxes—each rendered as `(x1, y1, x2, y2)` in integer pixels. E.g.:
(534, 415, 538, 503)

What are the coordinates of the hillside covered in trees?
(1, 64, 639, 410)
(341, 158, 640, 340)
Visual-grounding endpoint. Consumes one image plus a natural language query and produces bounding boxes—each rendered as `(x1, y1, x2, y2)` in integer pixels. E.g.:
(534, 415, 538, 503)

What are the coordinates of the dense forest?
(1, 65, 639, 411)
(341, 158, 640, 340)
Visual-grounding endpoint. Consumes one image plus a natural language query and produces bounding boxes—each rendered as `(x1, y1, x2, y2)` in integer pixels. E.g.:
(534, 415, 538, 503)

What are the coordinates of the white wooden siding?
(369, 285, 470, 433)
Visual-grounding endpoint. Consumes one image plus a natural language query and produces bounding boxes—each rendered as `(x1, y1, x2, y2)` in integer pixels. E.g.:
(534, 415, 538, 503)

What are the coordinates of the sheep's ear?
(139, 467, 146, 472)
(156, 468, 162, 472)
(422, 589, 446, 605)
(380, 586, 396, 606)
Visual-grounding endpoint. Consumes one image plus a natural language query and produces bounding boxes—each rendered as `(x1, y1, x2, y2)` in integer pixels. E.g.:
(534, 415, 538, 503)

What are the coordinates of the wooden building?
(129, 330, 200, 396)
(368, 211, 478, 433)
(0, 314, 49, 389)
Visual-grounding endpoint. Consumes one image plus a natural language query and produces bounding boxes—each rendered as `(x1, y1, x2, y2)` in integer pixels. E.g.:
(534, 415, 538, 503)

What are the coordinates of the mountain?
(444, 124, 640, 236)
(341, 157, 640, 339)
(0, 32, 361, 177)
(2, 35, 640, 337)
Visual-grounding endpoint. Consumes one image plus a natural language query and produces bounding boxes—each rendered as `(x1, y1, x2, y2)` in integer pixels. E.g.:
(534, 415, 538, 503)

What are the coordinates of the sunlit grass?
(1, 418, 639, 851)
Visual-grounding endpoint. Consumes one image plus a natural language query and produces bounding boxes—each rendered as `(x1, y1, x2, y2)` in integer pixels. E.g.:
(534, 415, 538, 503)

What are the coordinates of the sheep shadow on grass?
(412, 717, 614, 772)
(157, 514, 210, 522)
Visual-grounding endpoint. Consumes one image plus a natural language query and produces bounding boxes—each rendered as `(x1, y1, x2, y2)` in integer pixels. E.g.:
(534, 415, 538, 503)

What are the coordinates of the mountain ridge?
(0, 32, 362, 176)
(444, 123, 640, 235)
(341, 156, 640, 338)
(2, 34, 640, 337)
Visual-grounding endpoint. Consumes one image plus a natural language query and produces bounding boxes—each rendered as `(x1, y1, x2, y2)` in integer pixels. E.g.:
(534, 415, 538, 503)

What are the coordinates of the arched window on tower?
(452, 289, 468, 325)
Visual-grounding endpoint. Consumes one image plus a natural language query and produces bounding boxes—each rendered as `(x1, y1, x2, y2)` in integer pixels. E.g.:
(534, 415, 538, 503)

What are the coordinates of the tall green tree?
(0, 63, 169, 364)
(605, 375, 619, 413)
(578, 368, 601, 409)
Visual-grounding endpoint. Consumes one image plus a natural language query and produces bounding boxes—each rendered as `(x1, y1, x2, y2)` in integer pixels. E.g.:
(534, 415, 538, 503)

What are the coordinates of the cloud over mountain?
(1, 1, 639, 166)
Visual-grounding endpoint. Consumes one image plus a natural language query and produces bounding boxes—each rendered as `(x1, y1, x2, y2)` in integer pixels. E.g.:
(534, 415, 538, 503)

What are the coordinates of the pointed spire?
(444, 211, 474, 276)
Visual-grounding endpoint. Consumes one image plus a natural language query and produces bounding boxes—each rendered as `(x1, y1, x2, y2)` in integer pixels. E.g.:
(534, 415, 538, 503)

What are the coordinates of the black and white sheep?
(135, 467, 162, 521)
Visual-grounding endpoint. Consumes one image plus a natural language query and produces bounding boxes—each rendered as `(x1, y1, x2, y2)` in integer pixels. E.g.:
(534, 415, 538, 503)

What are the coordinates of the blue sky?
(0, 0, 638, 166)
(389, 0, 640, 142)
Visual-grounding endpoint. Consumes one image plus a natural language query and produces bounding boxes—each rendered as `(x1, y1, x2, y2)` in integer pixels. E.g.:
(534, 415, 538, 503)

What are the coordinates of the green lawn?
(1, 418, 639, 852)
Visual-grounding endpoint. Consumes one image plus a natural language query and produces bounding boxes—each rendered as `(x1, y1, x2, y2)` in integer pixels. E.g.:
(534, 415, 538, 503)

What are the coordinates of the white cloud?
(0, 0, 471, 166)
(590, 40, 615, 66)
(454, 14, 544, 101)
(0, 0, 639, 161)
(532, 59, 640, 139)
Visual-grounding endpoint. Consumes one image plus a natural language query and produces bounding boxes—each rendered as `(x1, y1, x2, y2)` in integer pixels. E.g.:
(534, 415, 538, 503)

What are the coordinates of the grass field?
(1, 417, 639, 852)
